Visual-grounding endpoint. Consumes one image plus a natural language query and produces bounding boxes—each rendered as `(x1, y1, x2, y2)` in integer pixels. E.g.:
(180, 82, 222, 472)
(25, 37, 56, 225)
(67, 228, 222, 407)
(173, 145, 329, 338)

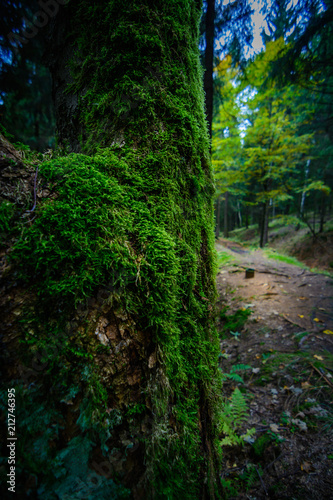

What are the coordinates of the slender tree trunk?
(300, 159, 310, 218)
(1, 2, 222, 499)
(204, 0, 215, 140)
(224, 191, 229, 238)
(260, 200, 270, 247)
(245, 206, 249, 229)
(237, 199, 242, 227)
(319, 192, 326, 233)
(215, 194, 221, 238)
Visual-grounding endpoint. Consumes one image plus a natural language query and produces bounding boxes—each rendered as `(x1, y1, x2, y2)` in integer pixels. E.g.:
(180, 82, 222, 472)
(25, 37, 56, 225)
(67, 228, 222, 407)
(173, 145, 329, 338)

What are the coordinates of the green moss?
(0, 200, 15, 233)
(2, 1, 222, 498)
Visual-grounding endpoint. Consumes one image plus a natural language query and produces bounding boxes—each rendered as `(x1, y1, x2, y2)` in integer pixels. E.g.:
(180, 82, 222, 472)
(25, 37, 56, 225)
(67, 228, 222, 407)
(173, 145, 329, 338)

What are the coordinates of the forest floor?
(215, 238, 333, 499)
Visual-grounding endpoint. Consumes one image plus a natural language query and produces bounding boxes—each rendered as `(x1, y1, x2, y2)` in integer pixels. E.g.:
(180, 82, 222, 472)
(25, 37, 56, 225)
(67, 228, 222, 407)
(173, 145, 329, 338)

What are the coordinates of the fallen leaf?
(323, 330, 333, 335)
(314, 355, 324, 361)
(298, 314, 304, 318)
(301, 461, 312, 473)
(298, 297, 307, 300)
(314, 318, 320, 322)
(301, 381, 312, 389)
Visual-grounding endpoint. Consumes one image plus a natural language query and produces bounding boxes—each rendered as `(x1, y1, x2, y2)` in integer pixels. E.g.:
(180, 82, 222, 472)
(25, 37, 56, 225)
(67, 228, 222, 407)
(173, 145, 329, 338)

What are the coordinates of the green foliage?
(220, 306, 252, 336)
(220, 364, 252, 385)
(220, 388, 256, 446)
(240, 464, 261, 491)
(264, 249, 308, 268)
(216, 251, 235, 267)
(252, 433, 272, 457)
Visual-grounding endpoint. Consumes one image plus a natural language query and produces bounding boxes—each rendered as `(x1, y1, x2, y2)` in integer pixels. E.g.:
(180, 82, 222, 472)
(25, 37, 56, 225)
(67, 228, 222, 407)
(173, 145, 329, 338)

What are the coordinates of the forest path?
(215, 238, 333, 499)
(216, 238, 333, 337)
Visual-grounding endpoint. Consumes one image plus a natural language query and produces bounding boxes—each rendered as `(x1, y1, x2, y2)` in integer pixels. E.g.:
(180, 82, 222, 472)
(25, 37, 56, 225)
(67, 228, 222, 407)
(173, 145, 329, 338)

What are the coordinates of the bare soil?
(216, 238, 333, 499)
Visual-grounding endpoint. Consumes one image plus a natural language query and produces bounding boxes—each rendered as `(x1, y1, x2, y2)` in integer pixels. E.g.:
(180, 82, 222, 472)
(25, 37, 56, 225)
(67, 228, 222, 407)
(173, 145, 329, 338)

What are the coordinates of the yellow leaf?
(314, 318, 320, 322)
(323, 330, 333, 335)
(314, 355, 324, 361)
(302, 381, 311, 389)
(298, 314, 304, 318)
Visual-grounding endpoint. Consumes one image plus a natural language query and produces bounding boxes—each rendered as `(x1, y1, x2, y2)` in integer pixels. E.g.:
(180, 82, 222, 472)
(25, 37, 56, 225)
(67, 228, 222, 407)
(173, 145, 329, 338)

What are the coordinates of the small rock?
(291, 418, 307, 431)
(290, 385, 303, 395)
(270, 423, 280, 433)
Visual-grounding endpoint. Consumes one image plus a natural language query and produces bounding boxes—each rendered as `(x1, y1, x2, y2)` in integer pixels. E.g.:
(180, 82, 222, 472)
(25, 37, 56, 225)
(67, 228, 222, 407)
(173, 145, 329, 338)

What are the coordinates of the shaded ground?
(216, 238, 333, 499)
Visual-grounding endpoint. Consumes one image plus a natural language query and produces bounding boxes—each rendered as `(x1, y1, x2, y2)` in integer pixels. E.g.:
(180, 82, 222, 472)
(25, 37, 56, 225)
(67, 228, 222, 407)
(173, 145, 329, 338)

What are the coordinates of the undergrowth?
(219, 306, 252, 337)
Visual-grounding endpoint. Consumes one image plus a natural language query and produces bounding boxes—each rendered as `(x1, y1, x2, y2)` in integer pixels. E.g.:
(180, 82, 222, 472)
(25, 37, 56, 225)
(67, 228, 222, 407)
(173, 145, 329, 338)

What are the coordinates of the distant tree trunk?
(237, 199, 242, 227)
(319, 192, 326, 233)
(245, 207, 249, 229)
(215, 194, 221, 238)
(204, 0, 215, 140)
(260, 200, 270, 247)
(224, 191, 229, 238)
(1, 1, 222, 499)
(300, 159, 310, 218)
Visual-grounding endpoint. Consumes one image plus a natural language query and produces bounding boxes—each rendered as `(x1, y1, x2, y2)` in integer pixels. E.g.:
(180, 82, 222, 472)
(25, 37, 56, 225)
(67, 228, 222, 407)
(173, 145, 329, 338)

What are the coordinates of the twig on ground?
(256, 466, 268, 496)
(310, 362, 333, 388)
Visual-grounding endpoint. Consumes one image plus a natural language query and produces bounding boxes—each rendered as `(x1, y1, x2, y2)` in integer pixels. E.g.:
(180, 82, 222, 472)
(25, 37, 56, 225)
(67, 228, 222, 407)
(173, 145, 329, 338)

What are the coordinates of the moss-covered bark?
(0, 1, 222, 498)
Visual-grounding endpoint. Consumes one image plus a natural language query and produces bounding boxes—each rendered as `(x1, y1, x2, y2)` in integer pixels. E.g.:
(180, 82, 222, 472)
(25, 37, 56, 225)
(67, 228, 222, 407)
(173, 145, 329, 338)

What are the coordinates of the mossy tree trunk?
(0, 1, 222, 499)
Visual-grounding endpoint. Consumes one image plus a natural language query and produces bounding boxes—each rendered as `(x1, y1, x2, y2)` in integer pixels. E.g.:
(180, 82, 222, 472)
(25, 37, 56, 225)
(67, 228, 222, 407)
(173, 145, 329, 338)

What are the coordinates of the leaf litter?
(216, 239, 333, 499)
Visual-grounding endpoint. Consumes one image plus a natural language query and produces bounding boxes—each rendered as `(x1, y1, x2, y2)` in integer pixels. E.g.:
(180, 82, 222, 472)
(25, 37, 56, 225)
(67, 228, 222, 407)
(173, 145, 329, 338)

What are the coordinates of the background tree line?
(212, 0, 333, 246)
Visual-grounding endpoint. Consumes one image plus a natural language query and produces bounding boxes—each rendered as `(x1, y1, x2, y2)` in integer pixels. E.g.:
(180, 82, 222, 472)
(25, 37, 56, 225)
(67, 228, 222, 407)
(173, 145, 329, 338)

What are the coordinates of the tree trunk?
(260, 200, 270, 247)
(224, 191, 229, 238)
(319, 192, 326, 233)
(0, 1, 222, 499)
(237, 199, 242, 227)
(215, 194, 221, 238)
(203, 0, 215, 140)
(300, 159, 310, 218)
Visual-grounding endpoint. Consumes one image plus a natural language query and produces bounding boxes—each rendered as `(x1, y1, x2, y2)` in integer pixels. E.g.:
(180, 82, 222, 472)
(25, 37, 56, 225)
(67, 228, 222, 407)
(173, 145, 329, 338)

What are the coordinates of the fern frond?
(230, 364, 252, 373)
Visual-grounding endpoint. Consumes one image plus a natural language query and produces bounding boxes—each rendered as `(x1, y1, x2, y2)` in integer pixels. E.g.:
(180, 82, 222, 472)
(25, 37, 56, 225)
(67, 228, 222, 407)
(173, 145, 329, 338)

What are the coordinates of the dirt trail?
(216, 239, 333, 340)
(216, 238, 333, 499)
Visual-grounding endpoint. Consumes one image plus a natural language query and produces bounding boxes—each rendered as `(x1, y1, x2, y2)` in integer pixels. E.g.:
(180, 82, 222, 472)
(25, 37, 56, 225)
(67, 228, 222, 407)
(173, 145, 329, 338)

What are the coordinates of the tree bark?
(0, 1, 222, 499)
